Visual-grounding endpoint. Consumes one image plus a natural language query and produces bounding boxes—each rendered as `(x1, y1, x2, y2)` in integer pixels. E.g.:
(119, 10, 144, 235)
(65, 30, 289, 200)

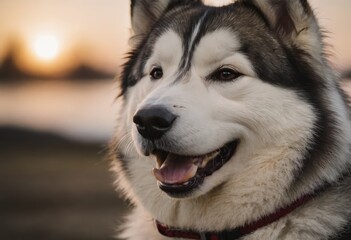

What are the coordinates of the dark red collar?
(155, 192, 317, 240)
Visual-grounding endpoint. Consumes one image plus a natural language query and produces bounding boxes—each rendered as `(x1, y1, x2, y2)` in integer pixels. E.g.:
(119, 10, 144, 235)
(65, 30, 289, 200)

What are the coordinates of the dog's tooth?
(200, 160, 208, 168)
(156, 157, 163, 168)
(199, 151, 220, 168)
(155, 151, 168, 168)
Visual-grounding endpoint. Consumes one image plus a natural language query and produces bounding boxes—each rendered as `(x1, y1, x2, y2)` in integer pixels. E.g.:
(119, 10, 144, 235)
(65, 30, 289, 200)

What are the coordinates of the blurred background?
(0, 0, 351, 240)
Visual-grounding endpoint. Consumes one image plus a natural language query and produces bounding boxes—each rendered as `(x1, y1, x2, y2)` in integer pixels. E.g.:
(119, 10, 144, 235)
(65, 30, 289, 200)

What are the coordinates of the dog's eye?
(210, 68, 242, 81)
(150, 67, 163, 80)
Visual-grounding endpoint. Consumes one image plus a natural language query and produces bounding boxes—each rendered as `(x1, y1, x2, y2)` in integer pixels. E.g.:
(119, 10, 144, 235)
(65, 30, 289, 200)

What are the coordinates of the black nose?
(133, 106, 177, 140)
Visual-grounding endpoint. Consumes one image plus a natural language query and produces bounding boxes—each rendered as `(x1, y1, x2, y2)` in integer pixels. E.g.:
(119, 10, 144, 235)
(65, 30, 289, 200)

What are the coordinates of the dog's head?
(112, 0, 350, 221)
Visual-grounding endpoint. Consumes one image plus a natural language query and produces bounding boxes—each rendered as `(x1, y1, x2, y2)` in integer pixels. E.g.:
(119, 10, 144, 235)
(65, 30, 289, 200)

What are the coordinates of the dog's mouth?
(152, 140, 239, 197)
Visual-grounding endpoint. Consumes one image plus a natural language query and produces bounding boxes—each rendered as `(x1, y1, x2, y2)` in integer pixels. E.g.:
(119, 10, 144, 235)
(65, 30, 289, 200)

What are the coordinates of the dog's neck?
(155, 187, 326, 240)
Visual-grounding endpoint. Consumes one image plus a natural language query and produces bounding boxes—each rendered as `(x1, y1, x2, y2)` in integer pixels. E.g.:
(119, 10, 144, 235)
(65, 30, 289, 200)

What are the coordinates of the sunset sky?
(0, 0, 351, 77)
(0, 0, 130, 76)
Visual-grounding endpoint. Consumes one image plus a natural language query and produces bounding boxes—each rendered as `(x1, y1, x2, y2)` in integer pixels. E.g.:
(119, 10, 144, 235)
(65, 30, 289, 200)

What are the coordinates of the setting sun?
(33, 34, 59, 61)
(14, 32, 77, 77)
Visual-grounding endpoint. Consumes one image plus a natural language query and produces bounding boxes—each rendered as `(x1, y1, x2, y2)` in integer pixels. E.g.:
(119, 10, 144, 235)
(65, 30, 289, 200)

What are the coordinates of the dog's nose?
(133, 106, 177, 140)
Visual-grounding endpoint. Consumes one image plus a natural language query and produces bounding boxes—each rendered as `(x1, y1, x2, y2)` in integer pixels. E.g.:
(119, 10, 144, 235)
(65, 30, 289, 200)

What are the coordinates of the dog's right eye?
(209, 67, 242, 82)
(150, 67, 163, 80)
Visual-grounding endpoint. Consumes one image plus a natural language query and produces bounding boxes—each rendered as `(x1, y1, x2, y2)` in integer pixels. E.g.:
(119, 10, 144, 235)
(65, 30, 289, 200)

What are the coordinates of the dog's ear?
(130, 0, 170, 39)
(130, 0, 202, 47)
(242, 0, 323, 56)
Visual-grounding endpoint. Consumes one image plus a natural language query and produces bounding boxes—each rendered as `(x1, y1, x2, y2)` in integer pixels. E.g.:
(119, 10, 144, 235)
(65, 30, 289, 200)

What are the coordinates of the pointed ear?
(243, 0, 323, 56)
(130, 0, 171, 38)
(130, 0, 202, 47)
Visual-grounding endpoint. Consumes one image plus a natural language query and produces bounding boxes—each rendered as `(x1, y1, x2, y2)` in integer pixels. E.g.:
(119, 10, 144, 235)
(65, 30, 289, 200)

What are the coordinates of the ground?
(0, 127, 129, 240)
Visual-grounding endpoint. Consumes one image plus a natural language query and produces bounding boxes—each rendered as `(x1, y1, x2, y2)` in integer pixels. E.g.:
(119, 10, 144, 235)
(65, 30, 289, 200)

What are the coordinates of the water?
(0, 79, 119, 142)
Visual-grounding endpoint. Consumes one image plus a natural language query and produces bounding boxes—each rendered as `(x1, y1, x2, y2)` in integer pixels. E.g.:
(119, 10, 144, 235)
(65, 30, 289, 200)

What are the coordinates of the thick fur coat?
(110, 0, 351, 239)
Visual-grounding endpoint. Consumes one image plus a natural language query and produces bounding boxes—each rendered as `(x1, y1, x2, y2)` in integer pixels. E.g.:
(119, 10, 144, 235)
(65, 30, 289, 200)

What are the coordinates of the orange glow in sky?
(13, 33, 76, 78)
(0, 0, 350, 74)
(33, 34, 60, 61)
(0, 0, 130, 76)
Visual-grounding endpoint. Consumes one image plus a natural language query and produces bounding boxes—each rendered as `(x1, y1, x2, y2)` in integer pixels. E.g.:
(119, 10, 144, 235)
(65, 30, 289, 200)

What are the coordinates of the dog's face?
(112, 0, 351, 231)
(114, 0, 335, 209)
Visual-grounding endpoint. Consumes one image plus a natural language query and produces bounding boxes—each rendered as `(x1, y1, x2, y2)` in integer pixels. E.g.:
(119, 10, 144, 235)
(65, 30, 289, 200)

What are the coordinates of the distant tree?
(0, 39, 114, 82)
(0, 39, 39, 81)
(65, 64, 114, 80)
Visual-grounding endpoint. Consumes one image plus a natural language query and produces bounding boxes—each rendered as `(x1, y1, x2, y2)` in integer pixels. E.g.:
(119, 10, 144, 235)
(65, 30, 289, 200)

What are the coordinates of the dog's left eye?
(210, 68, 242, 81)
(150, 67, 163, 80)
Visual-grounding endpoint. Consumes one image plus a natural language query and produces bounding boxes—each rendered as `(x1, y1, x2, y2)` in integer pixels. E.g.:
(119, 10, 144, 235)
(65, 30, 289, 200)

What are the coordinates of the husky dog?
(110, 0, 351, 239)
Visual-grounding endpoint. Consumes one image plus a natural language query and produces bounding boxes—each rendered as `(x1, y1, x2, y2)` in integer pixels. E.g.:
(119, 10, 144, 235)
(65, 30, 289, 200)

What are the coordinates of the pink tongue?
(153, 154, 200, 184)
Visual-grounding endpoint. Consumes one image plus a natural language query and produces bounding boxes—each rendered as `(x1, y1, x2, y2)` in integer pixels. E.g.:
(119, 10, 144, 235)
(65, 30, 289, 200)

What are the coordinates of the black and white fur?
(110, 0, 351, 239)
